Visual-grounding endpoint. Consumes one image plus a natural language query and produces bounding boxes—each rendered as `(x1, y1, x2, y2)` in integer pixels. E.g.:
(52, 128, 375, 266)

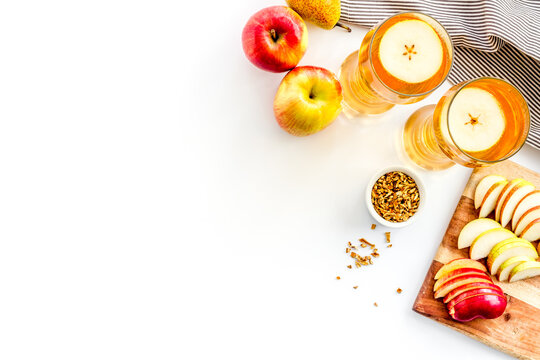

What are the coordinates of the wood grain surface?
(413, 160, 540, 360)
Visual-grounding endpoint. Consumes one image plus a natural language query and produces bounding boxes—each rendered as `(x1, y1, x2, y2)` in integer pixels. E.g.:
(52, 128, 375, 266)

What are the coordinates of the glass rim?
(445, 76, 531, 164)
(368, 11, 454, 98)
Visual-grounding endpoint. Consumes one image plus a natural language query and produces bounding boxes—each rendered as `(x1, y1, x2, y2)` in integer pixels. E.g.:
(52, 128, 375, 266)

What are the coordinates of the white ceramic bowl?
(365, 165, 426, 228)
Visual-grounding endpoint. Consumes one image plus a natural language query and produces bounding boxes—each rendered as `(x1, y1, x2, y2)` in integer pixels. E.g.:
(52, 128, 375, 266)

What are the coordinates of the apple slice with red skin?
(521, 219, 540, 242)
(515, 206, 540, 236)
(446, 287, 505, 309)
(443, 282, 504, 303)
(447, 294, 507, 322)
(434, 275, 493, 298)
(433, 268, 487, 292)
(434, 258, 487, 280)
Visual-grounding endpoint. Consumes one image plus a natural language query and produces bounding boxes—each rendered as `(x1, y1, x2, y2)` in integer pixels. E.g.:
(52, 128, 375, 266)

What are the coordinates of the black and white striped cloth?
(340, 0, 540, 150)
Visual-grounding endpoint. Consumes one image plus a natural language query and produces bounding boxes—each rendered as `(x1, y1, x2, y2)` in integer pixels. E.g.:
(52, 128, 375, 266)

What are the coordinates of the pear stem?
(270, 29, 278, 42)
(335, 22, 352, 32)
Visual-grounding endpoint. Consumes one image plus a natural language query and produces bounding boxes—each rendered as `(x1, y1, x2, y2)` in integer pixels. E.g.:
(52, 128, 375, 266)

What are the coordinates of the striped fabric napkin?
(340, 0, 540, 150)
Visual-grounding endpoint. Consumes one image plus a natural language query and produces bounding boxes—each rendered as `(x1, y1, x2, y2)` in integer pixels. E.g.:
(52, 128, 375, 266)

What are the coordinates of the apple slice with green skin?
(434, 275, 493, 298)
(487, 239, 538, 275)
(434, 258, 487, 280)
(447, 294, 507, 322)
(509, 261, 540, 282)
(515, 206, 540, 236)
(443, 282, 503, 303)
(457, 218, 501, 249)
(474, 175, 507, 209)
(433, 268, 487, 291)
(447, 287, 505, 309)
(500, 181, 535, 228)
(521, 219, 540, 242)
(494, 178, 525, 222)
(512, 190, 540, 231)
(479, 180, 508, 218)
(469, 228, 516, 260)
(498, 255, 535, 282)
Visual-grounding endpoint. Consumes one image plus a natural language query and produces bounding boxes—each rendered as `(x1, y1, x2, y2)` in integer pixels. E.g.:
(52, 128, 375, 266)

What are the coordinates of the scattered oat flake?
(374, 302, 378, 307)
(397, 288, 403, 294)
(387, 244, 393, 248)
(347, 265, 352, 269)
(371, 224, 376, 230)
(353, 286, 358, 289)
(385, 232, 391, 243)
(336, 276, 341, 280)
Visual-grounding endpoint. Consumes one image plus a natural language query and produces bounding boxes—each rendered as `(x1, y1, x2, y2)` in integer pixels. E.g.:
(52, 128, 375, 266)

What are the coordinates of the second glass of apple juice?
(402, 77, 530, 171)
(338, 12, 453, 117)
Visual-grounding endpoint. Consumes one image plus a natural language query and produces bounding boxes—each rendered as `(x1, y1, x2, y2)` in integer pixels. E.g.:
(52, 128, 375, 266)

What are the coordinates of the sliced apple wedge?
(509, 261, 540, 282)
(515, 206, 540, 236)
(474, 175, 507, 209)
(487, 239, 538, 275)
(457, 218, 501, 249)
(521, 219, 540, 242)
(447, 288, 505, 309)
(495, 178, 525, 222)
(433, 268, 487, 291)
(512, 190, 540, 231)
(498, 255, 535, 282)
(434, 275, 493, 298)
(469, 228, 516, 260)
(479, 180, 508, 218)
(434, 258, 487, 280)
(443, 282, 503, 303)
(500, 181, 535, 227)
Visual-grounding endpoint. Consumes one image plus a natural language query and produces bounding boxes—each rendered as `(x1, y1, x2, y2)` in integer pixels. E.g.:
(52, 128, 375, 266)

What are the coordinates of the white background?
(0, 1, 538, 359)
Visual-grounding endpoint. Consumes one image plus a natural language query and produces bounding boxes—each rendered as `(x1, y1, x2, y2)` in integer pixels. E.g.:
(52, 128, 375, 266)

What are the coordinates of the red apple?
(434, 258, 487, 280)
(434, 275, 493, 298)
(242, 6, 307, 73)
(447, 294, 507, 322)
(274, 66, 342, 136)
(433, 268, 487, 292)
(446, 288, 505, 309)
(443, 282, 503, 303)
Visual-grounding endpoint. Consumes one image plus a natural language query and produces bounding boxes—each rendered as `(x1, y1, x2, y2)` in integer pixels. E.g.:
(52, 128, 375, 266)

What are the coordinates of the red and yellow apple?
(443, 282, 503, 303)
(274, 66, 342, 136)
(434, 258, 487, 280)
(242, 6, 308, 73)
(447, 294, 507, 322)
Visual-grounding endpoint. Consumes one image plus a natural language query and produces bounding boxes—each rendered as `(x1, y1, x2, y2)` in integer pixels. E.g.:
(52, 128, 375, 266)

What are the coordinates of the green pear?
(286, 0, 351, 32)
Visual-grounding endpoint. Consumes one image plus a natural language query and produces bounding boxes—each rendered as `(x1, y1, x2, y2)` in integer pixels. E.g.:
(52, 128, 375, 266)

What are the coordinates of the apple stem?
(270, 28, 278, 42)
(335, 22, 352, 32)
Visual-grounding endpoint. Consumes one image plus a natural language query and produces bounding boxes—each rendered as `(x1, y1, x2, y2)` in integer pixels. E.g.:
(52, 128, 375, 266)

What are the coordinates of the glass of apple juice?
(402, 77, 530, 170)
(338, 12, 453, 117)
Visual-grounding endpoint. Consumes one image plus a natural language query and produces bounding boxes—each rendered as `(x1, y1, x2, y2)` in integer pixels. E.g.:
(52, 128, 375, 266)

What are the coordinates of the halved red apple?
(434, 258, 487, 280)
(447, 287, 505, 309)
(443, 282, 503, 303)
(434, 274, 493, 298)
(433, 268, 488, 292)
(447, 293, 507, 322)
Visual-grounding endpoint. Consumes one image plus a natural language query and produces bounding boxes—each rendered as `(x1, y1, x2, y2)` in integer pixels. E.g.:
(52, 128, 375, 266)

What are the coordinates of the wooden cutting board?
(413, 160, 540, 360)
